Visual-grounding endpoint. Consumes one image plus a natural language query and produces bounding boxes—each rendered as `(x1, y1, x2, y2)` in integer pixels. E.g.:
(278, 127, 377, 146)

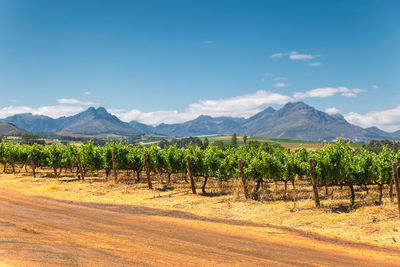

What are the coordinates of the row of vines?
(1, 139, 400, 207)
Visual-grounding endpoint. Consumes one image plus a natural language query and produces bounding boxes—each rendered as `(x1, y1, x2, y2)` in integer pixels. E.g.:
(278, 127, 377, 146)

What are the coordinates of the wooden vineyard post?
(186, 156, 197, 194)
(238, 159, 248, 199)
(9, 151, 15, 174)
(30, 152, 36, 178)
(308, 158, 320, 207)
(392, 162, 400, 216)
(76, 153, 85, 180)
(144, 154, 152, 189)
(112, 151, 118, 183)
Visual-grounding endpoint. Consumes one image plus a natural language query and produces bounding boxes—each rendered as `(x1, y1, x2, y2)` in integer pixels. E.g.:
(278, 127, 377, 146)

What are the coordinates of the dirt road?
(0, 188, 399, 266)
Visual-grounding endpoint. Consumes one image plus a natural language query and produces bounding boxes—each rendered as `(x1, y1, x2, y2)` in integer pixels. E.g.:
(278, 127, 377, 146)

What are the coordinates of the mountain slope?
(129, 121, 155, 133)
(153, 115, 246, 137)
(58, 107, 140, 135)
(1, 107, 141, 135)
(0, 123, 29, 136)
(0, 113, 60, 133)
(242, 102, 369, 141)
(240, 107, 276, 135)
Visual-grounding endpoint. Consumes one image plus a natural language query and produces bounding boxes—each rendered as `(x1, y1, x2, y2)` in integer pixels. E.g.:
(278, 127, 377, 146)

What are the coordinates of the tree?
(243, 135, 248, 145)
(231, 133, 238, 147)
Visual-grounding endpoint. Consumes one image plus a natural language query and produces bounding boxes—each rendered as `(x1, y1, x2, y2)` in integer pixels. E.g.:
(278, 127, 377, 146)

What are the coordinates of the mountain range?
(1, 102, 400, 142)
(1, 107, 139, 136)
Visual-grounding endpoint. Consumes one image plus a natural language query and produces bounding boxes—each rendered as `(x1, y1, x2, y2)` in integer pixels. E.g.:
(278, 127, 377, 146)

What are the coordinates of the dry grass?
(1, 168, 400, 248)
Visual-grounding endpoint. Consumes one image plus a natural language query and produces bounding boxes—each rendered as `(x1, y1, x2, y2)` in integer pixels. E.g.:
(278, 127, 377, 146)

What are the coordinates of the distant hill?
(241, 102, 368, 141)
(1, 107, 141, 135)
(57, 107, 139, 135)
(153, 115, 247, 137)
(128, 120, 155, 134)
(0, 123, 29, 136)
(1, 113, 60, 133)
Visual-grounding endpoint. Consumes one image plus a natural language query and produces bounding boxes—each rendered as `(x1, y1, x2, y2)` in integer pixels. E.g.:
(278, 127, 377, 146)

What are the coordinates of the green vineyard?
(1, 139, 399, 207)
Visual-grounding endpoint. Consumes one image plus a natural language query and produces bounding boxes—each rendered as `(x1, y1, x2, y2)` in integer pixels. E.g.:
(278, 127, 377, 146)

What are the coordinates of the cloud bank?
(115, 87, 366, 125)
(325, 107, 341, 114)
(115, 90, 291, 125)
(57, 98, 98, 106)
(345, 106, 400, 132)
(293, 87, 366, 100)
(0, 105, 85, 119)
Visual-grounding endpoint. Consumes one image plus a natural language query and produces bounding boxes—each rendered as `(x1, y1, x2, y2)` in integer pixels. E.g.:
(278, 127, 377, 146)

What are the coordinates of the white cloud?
(271, 51, 316, 60)
(325, 107, 341, 114)
(114, 90, 291, 125)
(270, 52, 285, 58)
(345, 106, 400, 132)
(309, 62, 321, 67)
(293, 87, 366, 100)
(0, 105, 85, 119)
(289, 51, 314, 60)
(274, 82, 287, 88)
(84, 91, 91, 95)
(108, 108, 126, 113)
(372, 85, 379, 89)
(57, 98, 98, 106)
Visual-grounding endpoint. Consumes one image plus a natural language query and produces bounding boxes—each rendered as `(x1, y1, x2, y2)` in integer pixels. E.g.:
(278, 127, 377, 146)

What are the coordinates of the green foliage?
(2, 139, 399, 195)
(127, 145, 145, 173)
(211, 140, 225, 149)
(160, 137, 203, 148)
(80, 142, 104, 172)
(363, 139, 400, 153)
(164, 145, 186, 174)
(46, 144, 63, 169)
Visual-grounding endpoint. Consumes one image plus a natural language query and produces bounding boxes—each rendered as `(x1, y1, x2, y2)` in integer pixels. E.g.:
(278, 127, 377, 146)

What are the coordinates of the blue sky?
(1, 0, 399, 130)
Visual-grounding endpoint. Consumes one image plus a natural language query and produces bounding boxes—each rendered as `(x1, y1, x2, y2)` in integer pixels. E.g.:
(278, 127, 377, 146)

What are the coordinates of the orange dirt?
(1, 188, 400, 266)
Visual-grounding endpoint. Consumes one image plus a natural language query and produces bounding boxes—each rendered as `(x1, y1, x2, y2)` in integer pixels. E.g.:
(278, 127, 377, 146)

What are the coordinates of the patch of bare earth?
(1, 170, 400, 265)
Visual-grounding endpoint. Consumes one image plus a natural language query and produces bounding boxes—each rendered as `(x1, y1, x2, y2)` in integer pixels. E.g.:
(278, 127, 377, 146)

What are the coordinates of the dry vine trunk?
(144, 154, 152, 190)
(186, 156, 196, 194)
(308, 158, 320, 207)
